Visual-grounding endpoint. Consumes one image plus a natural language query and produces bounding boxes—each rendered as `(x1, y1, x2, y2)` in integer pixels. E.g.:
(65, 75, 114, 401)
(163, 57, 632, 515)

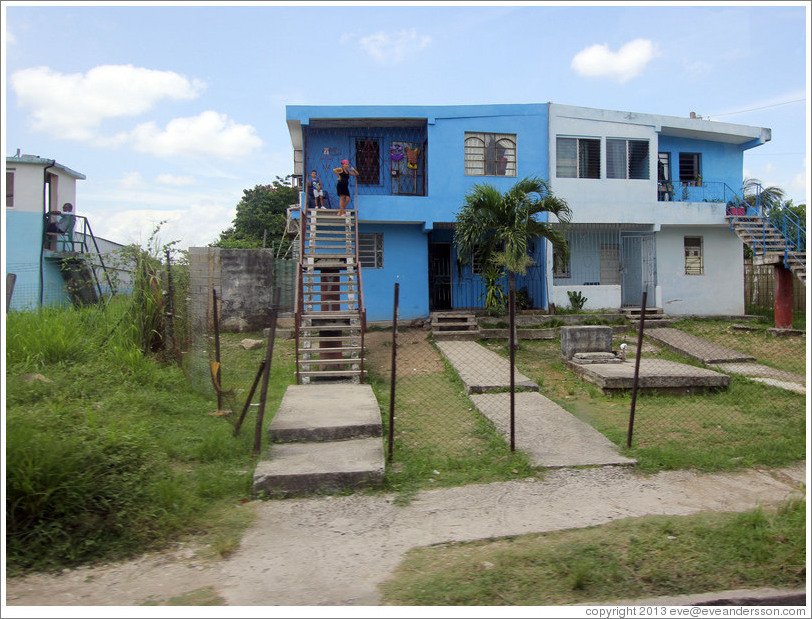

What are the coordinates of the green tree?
(742, 177, 786, 213)
(213, 177, 299, 250)
(454, 176, 572, 316)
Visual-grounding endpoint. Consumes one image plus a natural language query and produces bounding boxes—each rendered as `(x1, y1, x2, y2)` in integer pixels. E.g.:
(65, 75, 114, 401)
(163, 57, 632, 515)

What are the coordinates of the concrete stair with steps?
(252, 384, 384, 498)
(296, 209, 366, 384)
(728, 214, 806, 284)
(430, 311, 480, 340)
(622, 306, 673, 329)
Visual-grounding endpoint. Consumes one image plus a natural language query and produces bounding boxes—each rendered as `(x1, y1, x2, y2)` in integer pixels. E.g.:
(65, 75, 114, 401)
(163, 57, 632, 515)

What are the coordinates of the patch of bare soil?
(364, 327, 445, 375)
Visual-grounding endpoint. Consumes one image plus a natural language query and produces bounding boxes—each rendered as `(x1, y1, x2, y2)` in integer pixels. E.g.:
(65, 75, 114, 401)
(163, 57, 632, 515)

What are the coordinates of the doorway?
(428, 242, 451, 311)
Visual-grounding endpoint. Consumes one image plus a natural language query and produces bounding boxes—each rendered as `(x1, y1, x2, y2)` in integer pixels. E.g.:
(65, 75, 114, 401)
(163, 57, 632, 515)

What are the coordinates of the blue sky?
(3, 2, 809, 250)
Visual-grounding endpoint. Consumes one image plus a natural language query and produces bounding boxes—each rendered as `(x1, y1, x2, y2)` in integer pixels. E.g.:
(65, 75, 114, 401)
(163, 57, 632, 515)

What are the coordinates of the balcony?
(657, 180, 743, 205)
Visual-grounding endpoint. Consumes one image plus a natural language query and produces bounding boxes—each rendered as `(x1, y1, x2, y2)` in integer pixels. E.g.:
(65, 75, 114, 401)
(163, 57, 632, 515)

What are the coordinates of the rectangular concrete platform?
(253, 437, 384, 498)
(645, 327, 756, 364)
(268, 384, 382, 442)
(565, 358, 731, 394)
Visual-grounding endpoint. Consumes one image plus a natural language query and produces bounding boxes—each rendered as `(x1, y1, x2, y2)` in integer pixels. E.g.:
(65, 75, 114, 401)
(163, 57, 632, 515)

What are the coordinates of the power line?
(707, 98, 806, 119)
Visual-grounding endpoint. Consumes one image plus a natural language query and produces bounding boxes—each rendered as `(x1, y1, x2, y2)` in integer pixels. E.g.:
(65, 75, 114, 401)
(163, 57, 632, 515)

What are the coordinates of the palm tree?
(742, 177, 786, 214)
(454, 176, 573, 315)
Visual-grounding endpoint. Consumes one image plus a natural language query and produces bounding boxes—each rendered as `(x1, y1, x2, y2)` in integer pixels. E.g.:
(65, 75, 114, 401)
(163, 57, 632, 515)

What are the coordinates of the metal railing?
(657, 180, 743, 204)
(42, 213, 116, 302)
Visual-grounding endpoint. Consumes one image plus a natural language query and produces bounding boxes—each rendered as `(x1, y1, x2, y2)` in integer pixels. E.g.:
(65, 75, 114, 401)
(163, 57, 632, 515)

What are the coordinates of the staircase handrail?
(294, 196, 308, 384)
(352, 201, 367, 384)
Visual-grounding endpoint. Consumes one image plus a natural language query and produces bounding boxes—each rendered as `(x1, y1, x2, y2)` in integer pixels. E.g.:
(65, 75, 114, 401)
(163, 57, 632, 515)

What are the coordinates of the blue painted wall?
(291, 104, 551, 319)
(5, 210, 70, 310)
(658, 135, 746, 199)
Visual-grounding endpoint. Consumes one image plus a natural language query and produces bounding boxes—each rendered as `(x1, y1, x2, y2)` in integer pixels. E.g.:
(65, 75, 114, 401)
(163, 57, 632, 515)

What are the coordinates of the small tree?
(455, 176, 572, 314)
(213, 177, 299, 250)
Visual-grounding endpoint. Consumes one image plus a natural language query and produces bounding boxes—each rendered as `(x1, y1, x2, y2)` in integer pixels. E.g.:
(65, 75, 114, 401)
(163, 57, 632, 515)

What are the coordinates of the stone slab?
(645, 327, 756, 364)
(566, 358, 730, 394)
(253, 437, 384, 498)
(470, 391, 637, 468)
(435, 340, 538, 394)
(268, 384, 382, 442)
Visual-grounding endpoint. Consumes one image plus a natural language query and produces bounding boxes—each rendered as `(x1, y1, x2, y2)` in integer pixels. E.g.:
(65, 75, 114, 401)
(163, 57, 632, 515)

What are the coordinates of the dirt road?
(5, 462, 805, 608)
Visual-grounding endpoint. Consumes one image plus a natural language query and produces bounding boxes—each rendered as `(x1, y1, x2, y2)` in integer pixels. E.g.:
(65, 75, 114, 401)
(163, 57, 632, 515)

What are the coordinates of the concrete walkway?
(434, 340, 539, 393)
(436, 340, 635, 468)
(646, 327, 805, 394)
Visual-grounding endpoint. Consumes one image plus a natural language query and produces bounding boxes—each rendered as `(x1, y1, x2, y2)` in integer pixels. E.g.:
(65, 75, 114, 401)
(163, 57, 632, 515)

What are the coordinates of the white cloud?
(156, 173, 196, 186)
(119, 171, 145, 189)
(10, 64, 205, 141)
(124, 111, 263, 160)
(356, 29, 432, 65)
(571, 39, 658, 83)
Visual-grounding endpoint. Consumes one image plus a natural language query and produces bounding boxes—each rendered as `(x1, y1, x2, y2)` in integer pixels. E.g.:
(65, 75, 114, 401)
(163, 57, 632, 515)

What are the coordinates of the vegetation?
(5, 301, 295, 575)
(212, 178, 299, 251)
(455, 176, 572, 315)
(380, 499, 806, 605)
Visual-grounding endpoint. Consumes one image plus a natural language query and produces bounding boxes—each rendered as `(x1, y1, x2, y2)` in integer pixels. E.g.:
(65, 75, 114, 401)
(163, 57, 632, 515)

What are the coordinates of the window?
(556, 137, 600, 179)
(358, 233, 383, 268)
(607, 139, 649, 180)
(6, 171, 13, 208)
(679, 153, 701, 185)
(684, 236, 703, 275)
(465, 132, 516, 176)
(600, 244, 621, 284)
(552, 249, 570, 279)
(355, 139, 380, 185)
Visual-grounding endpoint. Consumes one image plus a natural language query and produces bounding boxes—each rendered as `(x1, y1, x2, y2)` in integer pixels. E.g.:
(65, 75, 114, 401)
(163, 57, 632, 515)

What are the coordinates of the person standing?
(332, 159, 358, 216)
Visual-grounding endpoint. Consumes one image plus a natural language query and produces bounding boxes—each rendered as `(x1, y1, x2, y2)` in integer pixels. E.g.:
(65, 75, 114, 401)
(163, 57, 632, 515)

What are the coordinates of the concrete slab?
(566, 358, 730, 394)
(268, 384, 382, 442)
(646, 327, 756, 364)
(253, 437, 384, 498)
(435, 340, 538, 394)
(471, 391, 637, 468)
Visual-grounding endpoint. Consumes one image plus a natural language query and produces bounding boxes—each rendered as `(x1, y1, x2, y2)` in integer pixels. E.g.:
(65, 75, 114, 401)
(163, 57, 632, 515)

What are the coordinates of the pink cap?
(341, 159, 349, 165)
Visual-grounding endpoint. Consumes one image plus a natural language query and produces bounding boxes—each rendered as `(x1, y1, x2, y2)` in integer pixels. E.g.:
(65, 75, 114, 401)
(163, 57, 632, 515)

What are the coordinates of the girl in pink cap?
(332, 159, 359, 215)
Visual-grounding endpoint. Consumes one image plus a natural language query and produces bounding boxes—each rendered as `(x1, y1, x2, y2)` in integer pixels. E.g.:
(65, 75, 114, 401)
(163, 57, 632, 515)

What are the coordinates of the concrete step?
(253, 437, 384, 498)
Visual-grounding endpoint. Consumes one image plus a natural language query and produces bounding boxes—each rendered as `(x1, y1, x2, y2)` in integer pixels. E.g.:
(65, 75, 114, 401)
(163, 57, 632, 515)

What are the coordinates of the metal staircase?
(727, 210, 806, 284)
(294, 208, 366, 384)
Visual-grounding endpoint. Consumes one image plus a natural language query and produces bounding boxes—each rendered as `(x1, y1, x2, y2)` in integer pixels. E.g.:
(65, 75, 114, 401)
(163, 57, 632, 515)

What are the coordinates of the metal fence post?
(626, 290, 647, 448)
(388, 282, 400, 462)
(254, 287, 281, 457)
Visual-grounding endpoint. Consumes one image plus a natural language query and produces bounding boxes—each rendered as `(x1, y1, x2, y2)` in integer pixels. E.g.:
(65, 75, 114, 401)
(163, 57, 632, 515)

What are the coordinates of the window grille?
(465, 132, 516, 176)
(607, 139, 649, 180)
(684, 236, 703, 275)
(355, 139, 380, 185)
(556, 137, 600, 179)
(359, 233, 383, 268)
(679, 153, 701, 185)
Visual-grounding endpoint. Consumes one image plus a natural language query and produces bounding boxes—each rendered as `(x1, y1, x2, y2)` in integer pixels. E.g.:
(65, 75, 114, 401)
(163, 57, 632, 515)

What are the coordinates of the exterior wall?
(656, 226, 745, 315)
(5, 210, 68, 310)
(6, 161, 80, 214)
(359, 223, 428, 321)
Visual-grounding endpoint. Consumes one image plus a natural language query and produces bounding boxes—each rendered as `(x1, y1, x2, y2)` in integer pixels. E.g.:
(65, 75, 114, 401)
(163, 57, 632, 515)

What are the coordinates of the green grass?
(365, 331, 537, 499)
(380, 499, 806, 605)
(5, 300, 295, 575)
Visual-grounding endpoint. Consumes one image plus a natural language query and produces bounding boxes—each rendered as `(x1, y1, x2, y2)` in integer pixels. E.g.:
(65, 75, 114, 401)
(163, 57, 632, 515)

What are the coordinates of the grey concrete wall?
(188, 247, 296, 333)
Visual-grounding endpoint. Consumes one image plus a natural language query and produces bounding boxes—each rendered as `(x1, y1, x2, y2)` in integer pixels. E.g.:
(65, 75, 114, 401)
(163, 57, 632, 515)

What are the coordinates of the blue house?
(5, 153, 121, 310)
(284, 103, 804, 383)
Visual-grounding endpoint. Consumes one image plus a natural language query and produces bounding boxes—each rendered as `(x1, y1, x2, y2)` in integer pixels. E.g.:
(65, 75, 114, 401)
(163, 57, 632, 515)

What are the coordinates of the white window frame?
(465, 132, 516, 177)
(607, 139, 650, 180)
(556, 137, 601, 179)
(359, 233, 383, 269)
(684, 236, 704, 275)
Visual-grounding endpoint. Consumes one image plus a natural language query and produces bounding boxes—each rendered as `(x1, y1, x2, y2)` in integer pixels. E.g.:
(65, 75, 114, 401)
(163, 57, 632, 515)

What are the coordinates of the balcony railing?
(657, 180, 743, 205)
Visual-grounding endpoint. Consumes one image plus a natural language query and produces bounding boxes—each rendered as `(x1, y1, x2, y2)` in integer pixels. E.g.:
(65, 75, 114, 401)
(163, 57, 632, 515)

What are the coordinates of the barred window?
(355, 138, 380, 185)
(556, 137, 600, 179)
(6, 171, 14, 208)
(359, 233, 383, 269)
(465, 132, 516, 176)
(684, 236, 703, 275)
(552, 249, 570, 279)
(679, 153, 701, 185)
(607, 139, 649, 180)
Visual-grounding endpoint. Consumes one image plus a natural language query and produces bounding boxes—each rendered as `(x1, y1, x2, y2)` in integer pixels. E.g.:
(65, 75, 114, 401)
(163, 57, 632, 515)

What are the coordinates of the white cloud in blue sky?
(347, 28, 432, 65)
(571, 39, 659, 83)
(10, 64, 206, 141)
